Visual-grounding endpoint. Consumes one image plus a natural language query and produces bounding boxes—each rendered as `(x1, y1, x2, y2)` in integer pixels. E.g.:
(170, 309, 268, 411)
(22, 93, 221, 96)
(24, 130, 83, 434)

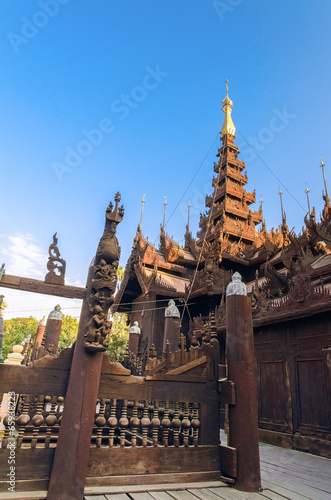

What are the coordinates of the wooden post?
(30, 315, 47, 361)
(128, 321, 141, 354)
(44, 305, 63, 355)
(47, 266, 102, 499)
(47, 193, 124, 500)
(226, 272, 261, 492)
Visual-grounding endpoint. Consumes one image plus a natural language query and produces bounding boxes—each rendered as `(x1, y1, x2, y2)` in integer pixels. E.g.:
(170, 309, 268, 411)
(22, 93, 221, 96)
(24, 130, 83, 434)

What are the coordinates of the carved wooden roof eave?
(160, 229, 197, 266)
(216, 293, 331, 333)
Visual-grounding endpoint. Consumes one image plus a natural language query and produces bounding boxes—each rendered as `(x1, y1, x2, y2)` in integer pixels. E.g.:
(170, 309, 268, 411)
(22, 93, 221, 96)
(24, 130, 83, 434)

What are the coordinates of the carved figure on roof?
(44, 233, 66, 285)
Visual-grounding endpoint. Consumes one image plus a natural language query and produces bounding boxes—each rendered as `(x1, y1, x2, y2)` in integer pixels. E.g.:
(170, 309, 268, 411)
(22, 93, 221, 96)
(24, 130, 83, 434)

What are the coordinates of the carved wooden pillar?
(162, 299, 180, 353)
(30, 315, 47, 362)
(44, 306, 63, 356)
(128, 321, 141, 354)
(47, 194, 124, 500)
(226, 272, 261, 492)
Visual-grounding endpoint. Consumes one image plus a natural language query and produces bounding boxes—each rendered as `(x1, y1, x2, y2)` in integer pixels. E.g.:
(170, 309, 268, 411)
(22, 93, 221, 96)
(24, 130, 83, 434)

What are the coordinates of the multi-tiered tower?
(197, 82, 262, 259)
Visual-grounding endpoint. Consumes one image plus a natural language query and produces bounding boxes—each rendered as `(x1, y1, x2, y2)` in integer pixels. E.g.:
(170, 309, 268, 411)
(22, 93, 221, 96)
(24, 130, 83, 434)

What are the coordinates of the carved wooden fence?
(0, 341, 237, 495)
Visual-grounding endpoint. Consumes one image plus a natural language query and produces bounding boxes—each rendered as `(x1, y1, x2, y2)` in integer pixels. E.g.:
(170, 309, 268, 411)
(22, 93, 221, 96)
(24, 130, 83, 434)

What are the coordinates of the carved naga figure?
(44, 233, 66, 285)
(83, 193, 124, 352)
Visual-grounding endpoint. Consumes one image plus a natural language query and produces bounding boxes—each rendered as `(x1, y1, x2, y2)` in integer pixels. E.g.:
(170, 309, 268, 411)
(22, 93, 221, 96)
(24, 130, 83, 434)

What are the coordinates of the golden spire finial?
(163, 196, 167, 229)
(139, 194, 145, 228)
(305, 184, 311, 215)
(278, 187, 284, 221)
(221, 79, 235, 137)
(187, 200, 191, 232)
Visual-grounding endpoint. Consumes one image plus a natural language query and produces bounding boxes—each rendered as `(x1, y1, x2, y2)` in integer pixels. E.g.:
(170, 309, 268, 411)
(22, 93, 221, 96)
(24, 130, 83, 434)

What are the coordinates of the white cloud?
(0, 233, 83, 320)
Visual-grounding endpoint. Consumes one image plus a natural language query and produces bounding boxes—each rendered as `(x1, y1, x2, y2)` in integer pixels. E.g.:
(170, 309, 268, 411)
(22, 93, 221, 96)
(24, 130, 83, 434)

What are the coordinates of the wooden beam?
(0, 274, 86, 299)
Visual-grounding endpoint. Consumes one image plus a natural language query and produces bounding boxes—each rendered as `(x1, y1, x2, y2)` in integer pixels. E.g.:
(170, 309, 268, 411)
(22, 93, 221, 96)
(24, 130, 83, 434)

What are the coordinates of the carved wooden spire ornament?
(305, 183, 311, 215)
(83, 193, 124, 352)
(44, 233, 66, 285)
(320, 156, 330, 207)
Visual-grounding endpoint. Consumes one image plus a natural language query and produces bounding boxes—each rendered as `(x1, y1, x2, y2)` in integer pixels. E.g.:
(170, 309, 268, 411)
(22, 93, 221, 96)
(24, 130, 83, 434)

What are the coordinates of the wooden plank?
(0, 363, 69, 396)
(261, 479, 311, 500)
(163, 491, 199, 499)
(187, 487, 227, 499)
(206, 487, 249, 499)
(84, 496, 108, 500)
(0, 491, 47, 500)
(104, 495, 129, 500)
(129, 494, 154, 500)
(85, 479, 224, 493)
(262, 471, 331, 500)
(149, 492, 175, 500)
(220, 445, 237, 478)
(0, 273, 86, 299)
(0, 448, 55, 485)
(98, 376, 217, 403)
(260, 462, 331, 493)
(166, 356, 207, 375)
(145, 374, 208, 383)
(87, 446, 220, 477)
(258, 489, 291, 500)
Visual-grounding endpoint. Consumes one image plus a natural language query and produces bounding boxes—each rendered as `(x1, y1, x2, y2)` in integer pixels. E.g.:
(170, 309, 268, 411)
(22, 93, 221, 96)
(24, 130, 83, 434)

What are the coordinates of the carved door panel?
(256, 348, 293, 433)
(291, 349, 331, 437)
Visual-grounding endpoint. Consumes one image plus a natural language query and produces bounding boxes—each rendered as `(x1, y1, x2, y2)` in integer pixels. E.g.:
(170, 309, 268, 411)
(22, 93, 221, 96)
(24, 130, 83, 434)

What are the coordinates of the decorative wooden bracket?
(218, 378, 236, 405)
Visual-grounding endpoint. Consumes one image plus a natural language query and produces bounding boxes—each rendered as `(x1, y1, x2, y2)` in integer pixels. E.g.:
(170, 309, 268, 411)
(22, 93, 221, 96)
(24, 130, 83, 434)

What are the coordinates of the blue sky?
(1, 0, 331, 319)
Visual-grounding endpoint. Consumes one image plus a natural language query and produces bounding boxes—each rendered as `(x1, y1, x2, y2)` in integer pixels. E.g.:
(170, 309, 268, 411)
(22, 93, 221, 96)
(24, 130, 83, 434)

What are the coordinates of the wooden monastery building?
(113, 83, 331, 458)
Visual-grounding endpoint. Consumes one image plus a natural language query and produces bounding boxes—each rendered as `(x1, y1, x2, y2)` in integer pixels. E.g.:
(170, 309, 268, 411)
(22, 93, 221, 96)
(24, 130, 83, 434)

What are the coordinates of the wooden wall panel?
(295, 357, 330, 431)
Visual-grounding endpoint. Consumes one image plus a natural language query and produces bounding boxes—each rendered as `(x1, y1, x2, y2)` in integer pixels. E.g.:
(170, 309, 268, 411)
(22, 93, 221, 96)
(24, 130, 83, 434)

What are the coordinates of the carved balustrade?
(1, 393, 64, 450)
(90, 398, 200, 448)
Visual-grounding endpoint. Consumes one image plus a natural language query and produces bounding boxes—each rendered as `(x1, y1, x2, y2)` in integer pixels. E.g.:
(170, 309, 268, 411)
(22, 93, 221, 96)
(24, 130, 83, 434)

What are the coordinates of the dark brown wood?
(226, 294, 261, 492)
(85, 472, 222, 488)
(217, 379, 236, 405)
(31, 318, 46, 361)
(43, 317, 62, 355)
(0, 448, 55, 493)
(87, 446, 220, 477)
(98, 377, 218, 403)
(47, 265, 104, 500)
(0, 273, 86, 299)
(0, 363, 69, 396)
(219, 444, 237, 478)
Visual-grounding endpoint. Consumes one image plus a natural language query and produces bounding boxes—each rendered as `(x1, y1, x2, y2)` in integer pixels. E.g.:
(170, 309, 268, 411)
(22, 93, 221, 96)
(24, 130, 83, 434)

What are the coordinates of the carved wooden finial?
(320, 156, 330, 206)
(187, 200, 191, 232)
(305, 183, 311, 215)
(44, 233, 66, 286)
(139, 194, 146, 229)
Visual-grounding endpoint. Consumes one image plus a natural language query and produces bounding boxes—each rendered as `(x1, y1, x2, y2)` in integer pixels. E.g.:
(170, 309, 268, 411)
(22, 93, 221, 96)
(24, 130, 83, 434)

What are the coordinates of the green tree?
(107, 312, 129, 361)
(58, 314, 79, 351)
(2, 316, 38, 361)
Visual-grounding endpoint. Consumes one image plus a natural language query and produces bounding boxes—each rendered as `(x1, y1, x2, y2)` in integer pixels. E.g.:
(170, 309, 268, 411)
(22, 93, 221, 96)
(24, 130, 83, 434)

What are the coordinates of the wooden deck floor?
(84, 442, 331, 500)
